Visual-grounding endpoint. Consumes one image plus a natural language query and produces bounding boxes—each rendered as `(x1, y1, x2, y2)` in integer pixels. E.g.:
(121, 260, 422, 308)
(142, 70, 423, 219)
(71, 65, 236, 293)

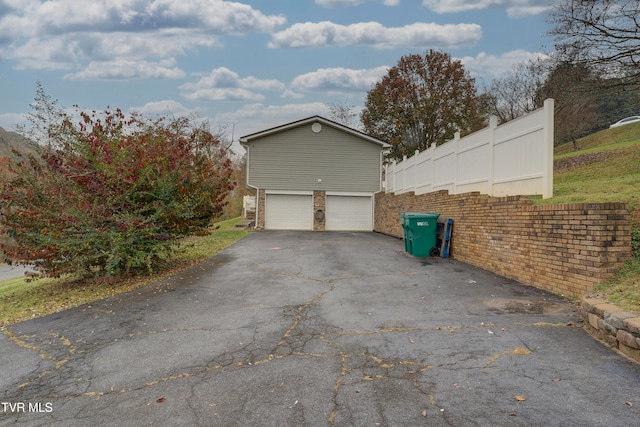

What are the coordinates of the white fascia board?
(265, 190, 314, 196)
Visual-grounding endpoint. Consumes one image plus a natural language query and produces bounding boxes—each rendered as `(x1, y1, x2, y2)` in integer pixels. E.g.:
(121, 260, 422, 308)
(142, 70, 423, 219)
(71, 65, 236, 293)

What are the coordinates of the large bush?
(0, 88, 235, 278)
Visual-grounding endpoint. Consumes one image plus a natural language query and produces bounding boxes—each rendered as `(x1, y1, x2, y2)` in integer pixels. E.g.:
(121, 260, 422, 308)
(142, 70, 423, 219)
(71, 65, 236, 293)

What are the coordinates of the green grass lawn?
(598, 257, 640, 312)
(551, 121, 640, 313)
(0, 217, 250, 327)
(554, 121, 640, 156)
(551, 145, 640, 209)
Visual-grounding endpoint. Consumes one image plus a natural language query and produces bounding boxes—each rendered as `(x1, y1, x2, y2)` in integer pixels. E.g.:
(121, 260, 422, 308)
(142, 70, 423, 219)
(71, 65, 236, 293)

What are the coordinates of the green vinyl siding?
(247, 123, 383, 192)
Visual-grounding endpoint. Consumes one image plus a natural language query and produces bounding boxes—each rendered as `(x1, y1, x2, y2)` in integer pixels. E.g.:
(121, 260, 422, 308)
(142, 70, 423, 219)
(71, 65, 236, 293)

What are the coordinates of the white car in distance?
(609, 116, 640, 128)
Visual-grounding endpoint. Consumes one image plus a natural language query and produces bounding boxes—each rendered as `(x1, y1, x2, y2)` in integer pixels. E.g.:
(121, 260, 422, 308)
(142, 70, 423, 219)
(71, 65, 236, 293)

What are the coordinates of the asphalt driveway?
(0, 264, 35, 282)
(1, 231, 639, 426)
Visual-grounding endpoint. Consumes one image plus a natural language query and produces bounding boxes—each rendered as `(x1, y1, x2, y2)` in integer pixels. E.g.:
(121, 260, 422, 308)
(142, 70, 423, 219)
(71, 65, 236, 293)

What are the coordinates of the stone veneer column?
(256, 189, 266, 229)
(313, 190, 326, 231)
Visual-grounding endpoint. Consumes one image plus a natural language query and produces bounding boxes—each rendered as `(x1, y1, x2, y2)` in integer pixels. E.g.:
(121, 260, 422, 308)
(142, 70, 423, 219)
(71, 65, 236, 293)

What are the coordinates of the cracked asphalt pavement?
(2, 231, 640, 426)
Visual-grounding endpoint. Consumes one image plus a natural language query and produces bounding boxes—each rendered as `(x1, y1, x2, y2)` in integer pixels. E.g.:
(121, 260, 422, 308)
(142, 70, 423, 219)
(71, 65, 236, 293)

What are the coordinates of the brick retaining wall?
(374, 191, 632, 297)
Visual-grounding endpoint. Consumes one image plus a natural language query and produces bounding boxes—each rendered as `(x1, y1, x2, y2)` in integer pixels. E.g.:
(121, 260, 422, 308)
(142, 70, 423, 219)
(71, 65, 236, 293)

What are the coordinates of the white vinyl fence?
(385, 99, 554, 199)
(242, 195, 256, 218)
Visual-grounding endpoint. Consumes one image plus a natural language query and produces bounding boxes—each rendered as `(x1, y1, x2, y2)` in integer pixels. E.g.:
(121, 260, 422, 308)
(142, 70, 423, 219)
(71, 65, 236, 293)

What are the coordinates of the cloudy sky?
(0, 0, 554, 151)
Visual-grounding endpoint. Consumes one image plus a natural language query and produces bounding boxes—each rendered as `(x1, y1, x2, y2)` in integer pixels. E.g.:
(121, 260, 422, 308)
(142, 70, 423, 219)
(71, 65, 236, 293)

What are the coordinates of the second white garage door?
(325, 195, 373, 231)
(265, 193, 313, 230)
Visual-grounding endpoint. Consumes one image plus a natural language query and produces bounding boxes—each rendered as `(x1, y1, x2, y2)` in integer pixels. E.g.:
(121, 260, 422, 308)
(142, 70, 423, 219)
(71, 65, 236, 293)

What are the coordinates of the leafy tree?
(361, 50, 483, 161)
(0, 86, 235, 279)
(549, 0, 640, 88)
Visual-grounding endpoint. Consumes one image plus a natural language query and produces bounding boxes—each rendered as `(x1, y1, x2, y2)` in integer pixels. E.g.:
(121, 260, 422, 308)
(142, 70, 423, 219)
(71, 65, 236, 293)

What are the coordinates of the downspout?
(240, 141, 259, 229)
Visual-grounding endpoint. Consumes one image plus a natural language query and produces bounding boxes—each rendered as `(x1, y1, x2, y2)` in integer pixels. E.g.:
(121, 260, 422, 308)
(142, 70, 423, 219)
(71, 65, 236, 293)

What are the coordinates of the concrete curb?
(580, 296, 640, 363)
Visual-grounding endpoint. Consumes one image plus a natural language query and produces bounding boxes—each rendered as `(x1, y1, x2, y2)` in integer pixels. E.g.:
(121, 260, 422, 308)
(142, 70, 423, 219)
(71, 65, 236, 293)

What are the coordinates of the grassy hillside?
(0, 127, 34, 158)
(551, 121, 640, 312)
(555, 120, 640, 157)
(550, 121, 640, 215)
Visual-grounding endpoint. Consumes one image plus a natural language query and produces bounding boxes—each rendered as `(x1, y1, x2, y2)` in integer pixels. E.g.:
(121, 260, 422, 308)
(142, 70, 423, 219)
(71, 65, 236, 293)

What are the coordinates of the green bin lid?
(402, 212, 440, 218)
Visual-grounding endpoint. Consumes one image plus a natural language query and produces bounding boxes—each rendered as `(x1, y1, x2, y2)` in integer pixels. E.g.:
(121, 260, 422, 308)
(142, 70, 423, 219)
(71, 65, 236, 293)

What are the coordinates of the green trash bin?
(400, 213, 409, 253)
(404, 213, 440, 257)
(400, 213, 421, 255)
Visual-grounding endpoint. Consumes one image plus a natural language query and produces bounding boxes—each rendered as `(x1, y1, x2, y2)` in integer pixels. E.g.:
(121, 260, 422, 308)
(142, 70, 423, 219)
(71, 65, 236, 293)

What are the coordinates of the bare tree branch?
(549, 0, 640, 86)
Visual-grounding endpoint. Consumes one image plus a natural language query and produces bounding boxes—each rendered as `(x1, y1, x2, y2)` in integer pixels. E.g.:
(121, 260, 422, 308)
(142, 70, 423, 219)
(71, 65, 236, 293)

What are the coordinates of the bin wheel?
(429, 247, 440, 257)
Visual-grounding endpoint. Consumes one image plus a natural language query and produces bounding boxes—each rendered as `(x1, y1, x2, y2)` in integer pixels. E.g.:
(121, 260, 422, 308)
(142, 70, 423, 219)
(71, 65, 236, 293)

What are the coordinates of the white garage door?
(325, 195, 373, 231)
(265, 193, 313, 230)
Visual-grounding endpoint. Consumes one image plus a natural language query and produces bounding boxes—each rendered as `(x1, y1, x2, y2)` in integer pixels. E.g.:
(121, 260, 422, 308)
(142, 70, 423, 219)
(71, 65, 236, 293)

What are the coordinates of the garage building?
(240, 116, 390, 231)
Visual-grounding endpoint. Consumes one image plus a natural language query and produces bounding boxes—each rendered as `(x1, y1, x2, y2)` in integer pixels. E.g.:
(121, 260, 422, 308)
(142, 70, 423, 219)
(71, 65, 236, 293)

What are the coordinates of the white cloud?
(315, 0, 399, 6)
(185, 88, 266, 102)
(7, 30, 220, 71)
(458, 49, 548, 79)
(0, 0, 285, 74)
(269, 21, 482, 49)
(241, 76, 287, 91)
(130, 100, 194, 117)
(85, 30, 220, 61)
(423, 0, 495, 13)
(0, 0, 286, 39)
(506, 5, 551, 19)
(7, 36, 80, 70)
(422, 0, 552, 18)
(0, 112, 27, 131)
(281, 89, 305, 99)
(64, 59, 185, 81)
(144, 0, 286, 33)
(291, 66, 389, 93)
(315, 0, 365, 6)
(224, 102, 330, 138)
(180, 67, 285, 101)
